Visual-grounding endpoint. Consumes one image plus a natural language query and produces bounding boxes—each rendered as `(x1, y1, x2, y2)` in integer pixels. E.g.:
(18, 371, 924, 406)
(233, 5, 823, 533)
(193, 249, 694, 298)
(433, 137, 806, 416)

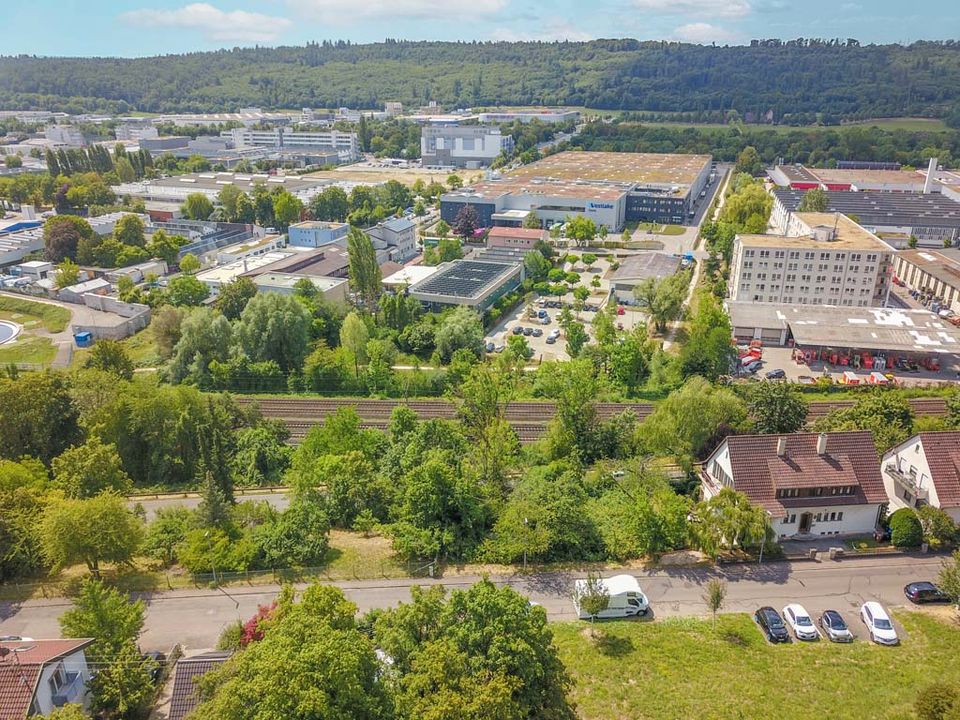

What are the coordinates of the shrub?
(915, 682, 959, 720)
(889, 507, 923, 548)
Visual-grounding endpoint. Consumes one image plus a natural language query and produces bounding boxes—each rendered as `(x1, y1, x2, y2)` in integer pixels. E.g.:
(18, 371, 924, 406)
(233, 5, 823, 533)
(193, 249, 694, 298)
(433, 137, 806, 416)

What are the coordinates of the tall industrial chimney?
(923, 157, 939, 195)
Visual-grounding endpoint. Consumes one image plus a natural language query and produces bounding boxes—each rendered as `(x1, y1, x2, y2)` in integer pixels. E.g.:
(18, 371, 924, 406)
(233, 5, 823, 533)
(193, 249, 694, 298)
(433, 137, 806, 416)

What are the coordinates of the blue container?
(74, 331, 93, 348)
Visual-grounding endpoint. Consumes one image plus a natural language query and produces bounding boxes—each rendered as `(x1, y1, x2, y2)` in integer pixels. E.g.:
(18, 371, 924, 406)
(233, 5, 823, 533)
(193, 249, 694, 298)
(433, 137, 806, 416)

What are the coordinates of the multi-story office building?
(728, 212, 895, 307)
(44, 125, 86, 147)
(421, 126, 515, 168)
(115, 125, 159, 142)
(477, 109, 580, 124)
(288, 221, 350, 249)
(223, 128, 360, 162)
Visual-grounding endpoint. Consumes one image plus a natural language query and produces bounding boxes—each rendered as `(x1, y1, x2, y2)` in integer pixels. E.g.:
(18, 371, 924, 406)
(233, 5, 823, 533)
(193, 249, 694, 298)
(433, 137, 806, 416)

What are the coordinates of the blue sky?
(5, 0, 957, 57)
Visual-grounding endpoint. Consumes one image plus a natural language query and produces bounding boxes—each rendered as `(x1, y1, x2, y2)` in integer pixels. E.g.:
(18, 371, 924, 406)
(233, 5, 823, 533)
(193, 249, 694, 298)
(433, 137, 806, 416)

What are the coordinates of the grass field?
(0, 336, 57, 366)
(121, 327, 161, 367)
(0, 295, 71, 333)
(553, 611, 960, 720)
(631, 117, 949, 135)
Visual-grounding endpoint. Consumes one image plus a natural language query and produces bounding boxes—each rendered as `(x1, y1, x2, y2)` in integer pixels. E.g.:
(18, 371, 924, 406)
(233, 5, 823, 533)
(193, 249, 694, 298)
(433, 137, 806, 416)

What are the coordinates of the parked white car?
(860, 601, 899, 645)
(782, 604, 818, 641)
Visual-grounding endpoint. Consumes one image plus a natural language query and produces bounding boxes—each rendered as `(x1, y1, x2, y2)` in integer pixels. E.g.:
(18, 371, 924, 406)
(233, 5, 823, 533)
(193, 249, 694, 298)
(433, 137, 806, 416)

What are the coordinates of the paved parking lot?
(737, 346, 960, 387)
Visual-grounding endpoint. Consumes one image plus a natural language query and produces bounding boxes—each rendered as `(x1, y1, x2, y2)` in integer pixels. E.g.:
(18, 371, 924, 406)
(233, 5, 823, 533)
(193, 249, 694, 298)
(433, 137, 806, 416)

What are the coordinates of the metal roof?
(773, 189, 960, 229)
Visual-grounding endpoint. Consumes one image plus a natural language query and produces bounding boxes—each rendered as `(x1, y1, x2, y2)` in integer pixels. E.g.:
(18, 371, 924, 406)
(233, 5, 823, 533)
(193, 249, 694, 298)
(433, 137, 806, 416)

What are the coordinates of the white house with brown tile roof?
(881, 432, 960, 523)
(702, 431, 888, 539)
(0, 638, 94, 719)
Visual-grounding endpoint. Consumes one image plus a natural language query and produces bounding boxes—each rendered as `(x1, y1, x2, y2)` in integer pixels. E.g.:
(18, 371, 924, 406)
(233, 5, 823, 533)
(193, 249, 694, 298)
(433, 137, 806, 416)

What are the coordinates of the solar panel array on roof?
(412, 260, 517, 299)
(774, 189, 960, 229)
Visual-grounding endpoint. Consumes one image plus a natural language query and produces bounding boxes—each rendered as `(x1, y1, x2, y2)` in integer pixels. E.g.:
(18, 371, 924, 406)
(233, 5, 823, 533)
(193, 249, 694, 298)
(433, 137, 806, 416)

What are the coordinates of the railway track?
(239, 396, 948, 444)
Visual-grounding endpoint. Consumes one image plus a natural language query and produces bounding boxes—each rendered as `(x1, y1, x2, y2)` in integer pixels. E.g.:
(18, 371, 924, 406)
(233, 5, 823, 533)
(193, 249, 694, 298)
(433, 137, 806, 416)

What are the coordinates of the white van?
(574, 574, 649, 620)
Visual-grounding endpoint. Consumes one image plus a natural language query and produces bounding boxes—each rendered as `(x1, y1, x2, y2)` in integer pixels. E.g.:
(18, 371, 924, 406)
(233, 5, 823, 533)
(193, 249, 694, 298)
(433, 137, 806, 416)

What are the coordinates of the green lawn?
(0, 295, 71, 332)
(121, 327, 161, 368)
(630, 117, 948, 135)
(0, 336, 57, 366)
(553, 612, 960, 720)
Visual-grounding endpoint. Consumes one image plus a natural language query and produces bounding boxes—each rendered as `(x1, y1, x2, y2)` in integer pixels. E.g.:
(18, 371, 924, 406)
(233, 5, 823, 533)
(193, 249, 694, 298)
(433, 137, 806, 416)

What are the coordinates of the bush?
(889, 507, 923, 548)
(915, 682, 959, 720)
(216, 620, 243, 651)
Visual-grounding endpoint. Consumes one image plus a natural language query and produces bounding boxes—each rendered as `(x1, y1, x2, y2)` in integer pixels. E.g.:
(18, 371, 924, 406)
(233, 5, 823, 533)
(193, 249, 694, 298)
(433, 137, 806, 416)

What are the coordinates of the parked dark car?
(755, 606, 790, 643)
(512, 326, 524, 335)
(143, 651, 166, 684)
(904, 582, 950, 604)
(765, 369, 786, 380)
(818, 610, 854, 642)
(523, 327, 534, 336)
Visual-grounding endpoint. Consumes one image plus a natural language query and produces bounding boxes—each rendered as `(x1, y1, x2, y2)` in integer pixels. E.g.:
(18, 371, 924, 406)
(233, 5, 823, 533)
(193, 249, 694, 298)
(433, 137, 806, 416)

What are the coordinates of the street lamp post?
(523, 517, 529, 572)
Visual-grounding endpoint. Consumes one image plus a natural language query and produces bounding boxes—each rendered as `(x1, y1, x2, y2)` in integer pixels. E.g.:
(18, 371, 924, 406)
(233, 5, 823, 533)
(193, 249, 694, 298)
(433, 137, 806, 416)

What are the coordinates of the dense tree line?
(572, 121, 960, 167)
(2, 40, 960, 121)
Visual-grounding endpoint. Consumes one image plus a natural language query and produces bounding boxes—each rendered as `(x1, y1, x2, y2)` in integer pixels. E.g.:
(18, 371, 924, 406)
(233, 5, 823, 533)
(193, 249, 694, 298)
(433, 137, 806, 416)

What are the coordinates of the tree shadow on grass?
(594, 631, 635, 658)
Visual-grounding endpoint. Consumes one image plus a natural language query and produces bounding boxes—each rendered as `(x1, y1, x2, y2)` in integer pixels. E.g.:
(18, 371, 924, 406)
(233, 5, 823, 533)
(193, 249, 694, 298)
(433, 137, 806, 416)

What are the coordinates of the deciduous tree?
(40, 492, 143, 577)
(51, 437, 132, 498)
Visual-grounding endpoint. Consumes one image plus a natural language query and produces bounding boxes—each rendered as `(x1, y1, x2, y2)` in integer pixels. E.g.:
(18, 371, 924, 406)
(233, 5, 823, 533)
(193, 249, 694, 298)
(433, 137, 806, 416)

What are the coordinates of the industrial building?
(44, 125, 86, 147)
(892, 249, 960, 314)
(115, 125, 159, 142)
(239, 246, 351, 280)
(408, 258, 524, 311)
(771, 188, 960, 248)
(476, 109, 580, 124)
(421, 126, 515, 169)
(253, 273, 348, 302)
(440, 151, 714, 231)
(609, 252, 683, 302)
(769, 164, 935, 193)
(222, 128, 361, 162)
(288, 221, 349, 249)
(115, 172, 332, 206)
(728, 212, 895, 307)
(727, 302, 960, 371)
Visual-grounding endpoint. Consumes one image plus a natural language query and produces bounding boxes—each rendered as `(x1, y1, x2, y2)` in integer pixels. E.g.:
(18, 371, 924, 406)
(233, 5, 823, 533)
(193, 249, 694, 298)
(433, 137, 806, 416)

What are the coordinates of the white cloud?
(633, 0, 752, 18)
(288, 0, 508, 23)
(673, 22, 741, 44)
(120, 3, 293, 43)
(489, 21, 594, 43)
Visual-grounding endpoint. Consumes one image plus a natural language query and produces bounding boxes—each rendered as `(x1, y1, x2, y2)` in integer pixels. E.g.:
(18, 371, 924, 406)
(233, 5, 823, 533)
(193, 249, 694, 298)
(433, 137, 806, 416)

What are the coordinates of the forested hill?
(2, 39, 960, 120)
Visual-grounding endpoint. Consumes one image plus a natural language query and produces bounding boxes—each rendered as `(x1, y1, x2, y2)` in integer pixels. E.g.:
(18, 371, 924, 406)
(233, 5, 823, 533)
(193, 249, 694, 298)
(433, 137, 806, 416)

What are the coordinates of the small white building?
(367, 218, 418, 263)
(58, 277, 111, 304)
(702, 431, 888, 539)
(215, 235, 285, 264)
(0, 638, 94, 717)
(881, 432, 960, 523)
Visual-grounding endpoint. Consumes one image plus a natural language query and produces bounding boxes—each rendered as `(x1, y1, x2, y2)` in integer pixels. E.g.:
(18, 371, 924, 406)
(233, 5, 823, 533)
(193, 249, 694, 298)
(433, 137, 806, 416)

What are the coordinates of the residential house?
(167, 651, 231, 720)
(881, 432, 960, 523)
(701, 431, 888, 538)
(0, 638, 94, 718)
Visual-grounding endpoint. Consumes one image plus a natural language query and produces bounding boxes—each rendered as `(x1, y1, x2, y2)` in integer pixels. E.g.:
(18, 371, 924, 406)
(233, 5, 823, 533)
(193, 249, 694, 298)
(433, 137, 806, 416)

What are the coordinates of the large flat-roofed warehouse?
(771, 188, 960, 248)
(727, 302, 960, 372)
(439, 151, 714, 231)
(408, 259, 524, 311)
(892, 249, 960, 314)
(769, 165, 933, 192)
(115, 172, 332, 205)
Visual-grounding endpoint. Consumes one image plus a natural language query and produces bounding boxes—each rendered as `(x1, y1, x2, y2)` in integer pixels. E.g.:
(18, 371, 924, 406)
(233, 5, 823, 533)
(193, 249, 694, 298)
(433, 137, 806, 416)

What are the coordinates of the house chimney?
(923, 157, 938, 194)
(816, 433, 828, 456)
(776, 437, 787, 457)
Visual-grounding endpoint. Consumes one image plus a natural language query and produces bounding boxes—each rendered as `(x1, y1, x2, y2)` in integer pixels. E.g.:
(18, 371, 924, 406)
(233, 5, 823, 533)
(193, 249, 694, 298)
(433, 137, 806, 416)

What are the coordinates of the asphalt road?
(129, 492, 290, 519)
(0, 555, 948, 652)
